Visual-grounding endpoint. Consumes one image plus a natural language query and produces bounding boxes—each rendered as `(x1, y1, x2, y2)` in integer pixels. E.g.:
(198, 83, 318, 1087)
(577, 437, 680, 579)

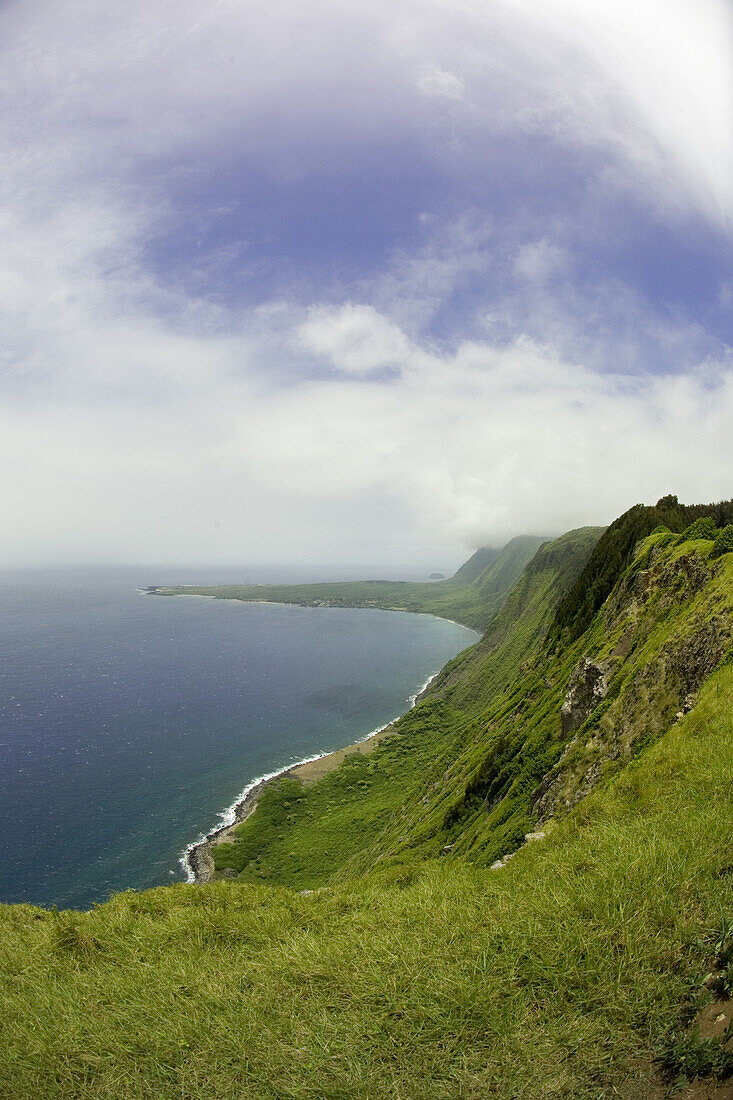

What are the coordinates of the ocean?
(0, 565, 477, 910)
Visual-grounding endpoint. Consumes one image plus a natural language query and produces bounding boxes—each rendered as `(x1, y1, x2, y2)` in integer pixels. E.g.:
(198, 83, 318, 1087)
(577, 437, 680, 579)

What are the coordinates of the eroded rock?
(560, 657, 613, 735)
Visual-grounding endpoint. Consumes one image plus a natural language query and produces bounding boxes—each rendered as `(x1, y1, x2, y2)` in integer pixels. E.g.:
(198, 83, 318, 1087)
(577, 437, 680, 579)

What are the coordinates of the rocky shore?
(185, 668, 443, 884)
(185, 726, 397, 884)
(186, 776, 279, 884)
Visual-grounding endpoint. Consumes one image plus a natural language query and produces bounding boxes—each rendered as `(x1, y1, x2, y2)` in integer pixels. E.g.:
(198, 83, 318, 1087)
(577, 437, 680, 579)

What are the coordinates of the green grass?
(214, 698, 464, 888)
(2, 664, 732, 1098)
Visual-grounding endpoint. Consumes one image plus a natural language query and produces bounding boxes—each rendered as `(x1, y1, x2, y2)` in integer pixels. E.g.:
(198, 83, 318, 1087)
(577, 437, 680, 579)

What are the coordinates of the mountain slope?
(429, 525, 603, 708)
(177, 512, 733, 885)
(448, 545, 499, 584)
(210, 525, 602, 887)
(342, 510, 733, 878)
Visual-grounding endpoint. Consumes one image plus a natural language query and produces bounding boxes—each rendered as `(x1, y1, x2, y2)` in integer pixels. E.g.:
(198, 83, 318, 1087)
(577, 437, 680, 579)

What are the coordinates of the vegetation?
(711, 525, 733, 560)
(152, 535, 549, 631)
(214, 698, 461, 887)
(218, 521, 733, 884)
(1, 664, 732, 1098)
(683, 516, 718, 541)
(2, 498, 733, 1097)
(554, 495, 733, 641)
(215, 526, 602, 884)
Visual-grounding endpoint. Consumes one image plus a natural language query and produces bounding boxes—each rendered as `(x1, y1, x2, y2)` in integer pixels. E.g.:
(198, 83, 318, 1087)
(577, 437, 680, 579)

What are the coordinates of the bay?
(0, 566, 477, 910)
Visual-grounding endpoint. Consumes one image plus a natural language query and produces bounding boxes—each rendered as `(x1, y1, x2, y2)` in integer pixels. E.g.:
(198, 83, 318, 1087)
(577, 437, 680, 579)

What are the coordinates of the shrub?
(711, 526, 733, 559)
(683, 517, 718, 541)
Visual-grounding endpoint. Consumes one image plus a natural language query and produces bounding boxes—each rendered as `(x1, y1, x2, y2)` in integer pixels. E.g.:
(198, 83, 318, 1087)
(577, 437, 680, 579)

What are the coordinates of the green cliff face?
(2, 499, 733, 1099)
(212, 525, 603, 886)
(216, 513, 733, 888)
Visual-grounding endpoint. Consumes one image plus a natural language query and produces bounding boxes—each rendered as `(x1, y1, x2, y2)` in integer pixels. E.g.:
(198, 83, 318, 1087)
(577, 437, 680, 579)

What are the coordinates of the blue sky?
(1, 0, 732, 567)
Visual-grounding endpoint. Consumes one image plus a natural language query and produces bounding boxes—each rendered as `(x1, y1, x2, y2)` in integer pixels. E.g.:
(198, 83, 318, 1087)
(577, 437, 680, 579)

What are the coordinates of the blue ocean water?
(0, 566, 477, 910)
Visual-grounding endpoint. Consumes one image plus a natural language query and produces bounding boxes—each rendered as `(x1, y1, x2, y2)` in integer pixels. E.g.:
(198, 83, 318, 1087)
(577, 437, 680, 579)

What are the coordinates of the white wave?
(178, 662, 452, 883)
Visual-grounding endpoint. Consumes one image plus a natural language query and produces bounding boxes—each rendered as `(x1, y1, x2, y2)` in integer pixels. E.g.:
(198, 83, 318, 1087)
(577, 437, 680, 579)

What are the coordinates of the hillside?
(2, 500, 733, 1098)
(210, 525, 602, 888)
(151, 534, 549, 632)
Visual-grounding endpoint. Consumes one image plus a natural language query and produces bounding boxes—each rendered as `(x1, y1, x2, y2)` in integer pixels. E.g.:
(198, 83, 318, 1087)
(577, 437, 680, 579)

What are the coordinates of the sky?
(1, 0, 732, 570)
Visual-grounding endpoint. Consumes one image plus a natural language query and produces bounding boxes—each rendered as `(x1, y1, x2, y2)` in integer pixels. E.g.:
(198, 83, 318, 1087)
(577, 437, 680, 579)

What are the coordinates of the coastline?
(182, 668, 442, 885)
(151, 586, 476, 631)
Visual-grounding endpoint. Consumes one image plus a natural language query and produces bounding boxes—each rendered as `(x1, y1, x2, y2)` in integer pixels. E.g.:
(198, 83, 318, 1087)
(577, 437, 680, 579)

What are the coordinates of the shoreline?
(147, 586, 479, 634)
(182, 668, 443, 884)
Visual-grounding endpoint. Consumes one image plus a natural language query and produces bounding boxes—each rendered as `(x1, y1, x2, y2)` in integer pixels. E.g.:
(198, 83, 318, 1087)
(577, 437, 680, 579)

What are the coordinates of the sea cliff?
(3, 498, 733, 1099)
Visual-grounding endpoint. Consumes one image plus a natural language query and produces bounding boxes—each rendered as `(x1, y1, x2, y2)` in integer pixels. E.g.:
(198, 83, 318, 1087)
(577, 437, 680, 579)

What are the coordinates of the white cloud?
(2, 296, 731, 565)
(416, 67, 465, 101)
(513, 239, 569, 284)
(507, 0, 733, 228)
(241, 318, 733, 548)
(297, 304, 418, 376)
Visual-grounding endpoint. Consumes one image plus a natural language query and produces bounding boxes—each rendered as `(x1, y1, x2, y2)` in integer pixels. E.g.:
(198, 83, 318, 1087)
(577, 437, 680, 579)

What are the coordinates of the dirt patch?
(287, 725, 393, 785)
(677, 1080, 733, 1100)
(698, 998, 733, 1042)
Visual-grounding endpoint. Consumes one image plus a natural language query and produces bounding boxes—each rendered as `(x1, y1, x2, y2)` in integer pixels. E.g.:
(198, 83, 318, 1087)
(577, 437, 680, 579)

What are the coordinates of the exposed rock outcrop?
(560, 657, 613, 734)
(533, 608, 733, 825)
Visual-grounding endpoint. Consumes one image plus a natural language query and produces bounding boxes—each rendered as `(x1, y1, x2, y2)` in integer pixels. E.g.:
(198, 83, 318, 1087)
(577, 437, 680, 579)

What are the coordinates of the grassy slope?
(153, 534, 548, 632)
(1, 663, 732, 1099)
(212, 526, 601, 886)
(214, 518, 733, 901)
(354, 527, 733, 878)
(430, 525, 605, 708)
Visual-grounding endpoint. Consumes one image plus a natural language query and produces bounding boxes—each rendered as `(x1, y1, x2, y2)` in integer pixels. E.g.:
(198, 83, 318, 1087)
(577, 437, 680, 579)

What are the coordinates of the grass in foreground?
(1, 663, 732, 1099)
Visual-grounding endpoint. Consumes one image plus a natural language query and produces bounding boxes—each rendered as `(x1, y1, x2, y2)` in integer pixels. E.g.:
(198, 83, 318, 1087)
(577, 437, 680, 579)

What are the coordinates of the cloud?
(2, 0, 730, 227)
(243, 315, 733, 547)
(416, 67, 465, 101)
(2, 297, 731, 565)
(508, 0, 733, 228)
(0, 0, 731, 567)
(513, 240, 569, 284)
(297, 305, 418, 376)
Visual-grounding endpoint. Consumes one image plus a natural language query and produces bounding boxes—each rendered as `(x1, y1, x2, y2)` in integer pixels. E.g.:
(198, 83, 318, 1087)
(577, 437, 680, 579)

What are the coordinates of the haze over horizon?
(2, 0, 732, 568)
